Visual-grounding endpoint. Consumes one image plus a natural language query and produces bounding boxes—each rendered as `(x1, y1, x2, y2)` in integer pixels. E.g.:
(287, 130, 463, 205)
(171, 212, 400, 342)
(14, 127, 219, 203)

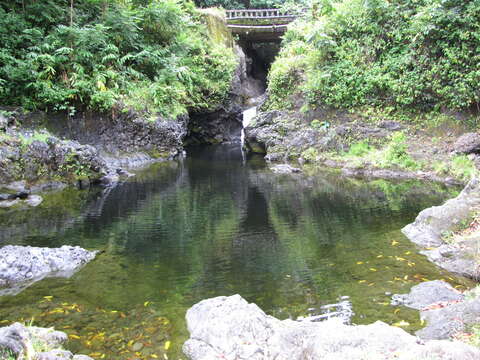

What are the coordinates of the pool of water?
(0, 144, 472, 359)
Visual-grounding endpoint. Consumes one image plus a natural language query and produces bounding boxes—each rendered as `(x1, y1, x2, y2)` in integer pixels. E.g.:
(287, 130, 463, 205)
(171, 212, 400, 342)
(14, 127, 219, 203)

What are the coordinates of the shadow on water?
(0, 143, 472, 359)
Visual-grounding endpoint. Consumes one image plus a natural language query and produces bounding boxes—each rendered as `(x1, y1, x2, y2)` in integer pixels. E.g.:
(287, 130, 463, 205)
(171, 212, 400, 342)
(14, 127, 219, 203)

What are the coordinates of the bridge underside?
(228, 24, 286, 42)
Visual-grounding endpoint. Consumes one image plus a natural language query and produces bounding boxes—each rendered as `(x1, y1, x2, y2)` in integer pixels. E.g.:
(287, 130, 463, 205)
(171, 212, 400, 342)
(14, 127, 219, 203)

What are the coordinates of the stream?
(0, 143, 472, 359)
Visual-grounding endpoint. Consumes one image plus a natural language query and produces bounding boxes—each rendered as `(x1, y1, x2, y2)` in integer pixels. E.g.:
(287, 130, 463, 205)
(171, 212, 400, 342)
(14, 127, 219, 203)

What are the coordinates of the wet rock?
(4, 180, 27, 193)
(0, 114, 7, 131)
(420, 244, 480, 280)
(132, 342, 144, 351)
(453, 132, 480, 154)
(0, 194, 12, 201)
(402, 178, 480, 248)
(379, 120, 403, 131)
(100, 173, 120, 185)
(0, 323, 91, 360)
(391, 280, 464, 310)
(270, 164, 301, 174)
(0, 322, 31, 357)
(417, 298, 480, 340)
(37, 350, 73, 360)
(0, 199, 20, 208)
(25, 194, 43, 207)
(0, 245, 97, 295)
(183, 294, 480, 360)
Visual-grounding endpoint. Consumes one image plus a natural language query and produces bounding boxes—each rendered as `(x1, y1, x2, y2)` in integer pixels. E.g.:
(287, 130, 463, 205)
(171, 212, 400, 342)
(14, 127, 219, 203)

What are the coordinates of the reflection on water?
(0, 144, 470, 359)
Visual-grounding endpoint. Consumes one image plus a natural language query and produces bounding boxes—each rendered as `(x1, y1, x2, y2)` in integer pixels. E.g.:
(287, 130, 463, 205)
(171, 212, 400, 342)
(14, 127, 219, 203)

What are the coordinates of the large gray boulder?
(402, 178, 480, 247)
(391, 280, 464, 310)
(453, 132, 480, 154)
(401, 178, 480, 279)
(417, 298, 480, 340)
(0, 245, 97, 296)
(183, 295, 480, 360)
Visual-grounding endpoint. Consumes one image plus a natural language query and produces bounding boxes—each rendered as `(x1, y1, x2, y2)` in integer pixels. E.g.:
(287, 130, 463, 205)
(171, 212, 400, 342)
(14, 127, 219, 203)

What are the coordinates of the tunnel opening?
(184, 39, 280, 146)
(239, 40, 280, 99)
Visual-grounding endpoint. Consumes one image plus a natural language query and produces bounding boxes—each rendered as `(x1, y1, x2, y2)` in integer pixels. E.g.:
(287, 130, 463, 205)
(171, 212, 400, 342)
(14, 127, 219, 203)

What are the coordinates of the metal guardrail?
(225, 8, 295, 20)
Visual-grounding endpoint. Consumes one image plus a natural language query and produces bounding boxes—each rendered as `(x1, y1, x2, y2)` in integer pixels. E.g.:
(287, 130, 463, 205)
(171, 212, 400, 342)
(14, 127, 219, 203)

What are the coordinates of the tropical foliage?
(268, 0, 480, 113)
(0, 0, 237, 118)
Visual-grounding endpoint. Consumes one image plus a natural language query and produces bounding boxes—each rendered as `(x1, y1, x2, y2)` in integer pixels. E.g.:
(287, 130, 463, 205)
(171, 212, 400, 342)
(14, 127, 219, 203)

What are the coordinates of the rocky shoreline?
(402, 177, 480, 280)
(183, 294, 480, 360)
(244, 109, 480, 185)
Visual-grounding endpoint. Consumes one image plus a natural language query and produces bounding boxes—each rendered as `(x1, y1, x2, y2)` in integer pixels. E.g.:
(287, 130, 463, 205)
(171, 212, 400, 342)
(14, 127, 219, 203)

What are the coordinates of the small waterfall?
(241, 106, 257, 163)
(241, 106, 257, 146)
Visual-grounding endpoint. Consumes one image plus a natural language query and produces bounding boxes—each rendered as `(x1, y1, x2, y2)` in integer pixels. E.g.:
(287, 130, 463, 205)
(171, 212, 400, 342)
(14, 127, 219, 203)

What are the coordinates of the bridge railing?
(225, 8, 295, 20)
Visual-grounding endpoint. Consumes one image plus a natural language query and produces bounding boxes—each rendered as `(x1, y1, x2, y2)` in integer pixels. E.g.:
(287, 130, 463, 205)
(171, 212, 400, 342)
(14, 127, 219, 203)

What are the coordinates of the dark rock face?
(186, 103, 243, 145)
(0, 245, 97, 295)
(183, 295, 480, 360)
(453, 132, 480, 154)
(23, 110, 187, 167)
(0, 129, 109, 186)
(0, 322, 92, 360)
(391, 280, 464, 310)
(244, 110, 401, 162)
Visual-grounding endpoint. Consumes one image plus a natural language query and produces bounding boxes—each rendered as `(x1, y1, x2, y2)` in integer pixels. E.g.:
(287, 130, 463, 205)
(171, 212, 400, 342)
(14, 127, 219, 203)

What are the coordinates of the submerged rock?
(25, 194, 43, 207)
(0, 245, 97, 296)
(270, 164, 301, 174)
(0, 322, 92, 360)
(183, 294, 480, 360)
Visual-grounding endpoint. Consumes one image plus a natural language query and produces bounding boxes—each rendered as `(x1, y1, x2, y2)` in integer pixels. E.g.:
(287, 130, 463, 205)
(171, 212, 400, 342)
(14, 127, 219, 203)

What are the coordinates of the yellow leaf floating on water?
(392, 320, 410, 327)
(151, 355, 158, 359)
(356, 261, 364, 265)
(369, 268, 377, 272)
(404, 275, 409, 280)
(394, 309, 400, 314)
(404, 251, 411, 255)
(164, 340, 171, 350)
(377, 255, 383, 258)
(391, 240, 399, 246)
(144, 301, 151, 307)
(368, 282, 375, 287)
(358, 280, 367, 284)
(69, 334, 81, 340)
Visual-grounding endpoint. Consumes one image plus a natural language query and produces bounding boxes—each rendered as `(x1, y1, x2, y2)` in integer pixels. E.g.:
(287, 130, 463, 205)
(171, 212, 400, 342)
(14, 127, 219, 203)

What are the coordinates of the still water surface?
(0, 144, 471, 359)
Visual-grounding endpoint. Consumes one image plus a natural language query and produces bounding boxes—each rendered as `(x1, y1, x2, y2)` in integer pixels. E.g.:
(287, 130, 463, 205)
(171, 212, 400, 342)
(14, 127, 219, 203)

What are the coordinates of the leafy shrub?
(377, 132, 419, 170)
(269, 0, 480, 112)
(450, 155, 478, 182)
(346, 140, 371, 157)
(0, 0, 236, 117)
(301, 147, 319, 162)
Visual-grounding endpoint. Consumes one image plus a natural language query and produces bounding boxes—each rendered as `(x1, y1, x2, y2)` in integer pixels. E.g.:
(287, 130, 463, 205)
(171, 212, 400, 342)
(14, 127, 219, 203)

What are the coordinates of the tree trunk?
(70, 0, 73, 27)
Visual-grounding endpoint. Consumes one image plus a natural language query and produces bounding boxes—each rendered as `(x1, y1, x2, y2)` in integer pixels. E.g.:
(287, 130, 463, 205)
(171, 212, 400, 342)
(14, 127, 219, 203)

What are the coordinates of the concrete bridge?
(226, 8, 297, 42)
